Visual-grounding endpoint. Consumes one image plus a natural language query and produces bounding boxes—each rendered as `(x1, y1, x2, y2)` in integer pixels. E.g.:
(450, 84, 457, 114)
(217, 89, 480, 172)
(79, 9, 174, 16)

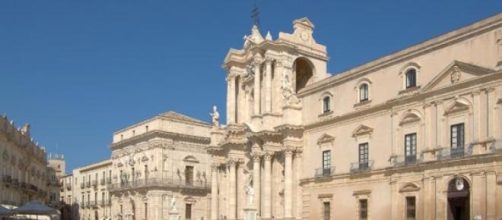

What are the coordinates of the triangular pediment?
(317, 133, 335, 145)
(293, 17, 315, 29)
(423, 61, 494, 92)
(444, 100, 470, 115)
(352, 125, 374, 137)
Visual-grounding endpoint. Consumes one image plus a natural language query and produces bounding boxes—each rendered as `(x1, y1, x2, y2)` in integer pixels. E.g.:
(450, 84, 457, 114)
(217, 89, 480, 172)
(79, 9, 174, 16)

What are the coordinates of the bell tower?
(223, 17, 329, 131)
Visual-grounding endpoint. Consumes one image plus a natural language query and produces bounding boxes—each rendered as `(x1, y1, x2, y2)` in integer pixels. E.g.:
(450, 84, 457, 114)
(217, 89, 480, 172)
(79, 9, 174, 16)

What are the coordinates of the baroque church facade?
(209, 13, 502, 220)
(61, 13, 502, 220)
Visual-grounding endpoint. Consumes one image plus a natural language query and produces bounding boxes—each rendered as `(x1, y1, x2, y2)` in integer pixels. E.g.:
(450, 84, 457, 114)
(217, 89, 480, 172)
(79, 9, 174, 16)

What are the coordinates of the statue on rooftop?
(210, 105, 220, 128)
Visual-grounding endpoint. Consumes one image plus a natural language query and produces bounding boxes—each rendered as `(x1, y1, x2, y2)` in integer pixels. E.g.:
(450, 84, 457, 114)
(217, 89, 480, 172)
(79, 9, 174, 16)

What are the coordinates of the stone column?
(262, 153, 272, 219)
(264, 58, 273, 113)
(211, 164, 219, 220)
(284, 150, 293, 219)
(253, 60, 262, 116)
(228, 160, 237, 220)
(252, 154, 261, 212)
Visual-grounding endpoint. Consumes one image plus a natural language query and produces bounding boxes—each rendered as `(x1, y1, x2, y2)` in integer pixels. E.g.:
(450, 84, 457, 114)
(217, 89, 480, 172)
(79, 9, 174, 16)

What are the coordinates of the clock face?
(455, 178, 464, 191)
(300, 32, 309, 41)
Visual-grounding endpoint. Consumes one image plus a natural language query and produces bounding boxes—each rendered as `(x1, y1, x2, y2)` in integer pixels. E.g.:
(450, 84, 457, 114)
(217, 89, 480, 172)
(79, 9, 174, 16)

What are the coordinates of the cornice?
(110, 130, 210, 150)
(298, 12, 502, 97)
(305, 71, 502, 130)
(223, 39, 329, 70)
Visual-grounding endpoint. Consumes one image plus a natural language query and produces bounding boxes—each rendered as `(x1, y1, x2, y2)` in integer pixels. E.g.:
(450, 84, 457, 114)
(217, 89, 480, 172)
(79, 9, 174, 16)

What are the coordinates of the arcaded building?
(209, 13, 502, 220)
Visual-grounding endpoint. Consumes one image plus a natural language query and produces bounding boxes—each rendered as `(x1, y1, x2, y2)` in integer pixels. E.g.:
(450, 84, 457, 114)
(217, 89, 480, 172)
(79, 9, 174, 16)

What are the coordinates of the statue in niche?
(281, 72, 300, 105)
(210, 105, 220, 128)
(170, 196, 177, 212)
(245, 184, 255, 206)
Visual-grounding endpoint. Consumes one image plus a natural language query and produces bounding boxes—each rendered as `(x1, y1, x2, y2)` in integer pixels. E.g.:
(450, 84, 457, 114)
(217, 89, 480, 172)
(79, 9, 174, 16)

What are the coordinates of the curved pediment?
(399, 182, 421, 193)
(399, 111, 422, 126)
(352, 125, 373, 137)
(317, 133, 335, 145)
(183, 155, 199, 163)
(444, 99, 470, 115)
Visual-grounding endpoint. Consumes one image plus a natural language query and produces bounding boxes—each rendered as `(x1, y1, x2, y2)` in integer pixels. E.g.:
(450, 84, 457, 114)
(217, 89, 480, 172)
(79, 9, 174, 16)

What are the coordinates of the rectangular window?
(404, 133, 417, 164)
(145, 203, 148, 219)
(323, 202, 330, 220)
(358, 143, 369, 170)
(406, 197, 416, 220)
(185, 203, 192, 219)
(450, 123, 465, 157)
(322, 150, 331, 175)
(406, 70, 417, 88)
(185, 166, 194, 185)
(359, 199, 368, 220)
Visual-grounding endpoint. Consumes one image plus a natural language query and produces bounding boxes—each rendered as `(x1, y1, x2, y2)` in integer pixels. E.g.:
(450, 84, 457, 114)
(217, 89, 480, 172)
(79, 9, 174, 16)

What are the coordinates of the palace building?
(64, 12, 502, 220)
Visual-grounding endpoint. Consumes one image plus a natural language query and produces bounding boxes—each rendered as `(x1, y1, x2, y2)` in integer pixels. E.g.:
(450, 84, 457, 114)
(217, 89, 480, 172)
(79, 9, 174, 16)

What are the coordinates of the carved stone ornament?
(117, 162, 124, 167)
(450, 66, 461, 84)
(128, 158, 135, 166)
(141, 155, 149, 162)
(455, 178, 465, 191)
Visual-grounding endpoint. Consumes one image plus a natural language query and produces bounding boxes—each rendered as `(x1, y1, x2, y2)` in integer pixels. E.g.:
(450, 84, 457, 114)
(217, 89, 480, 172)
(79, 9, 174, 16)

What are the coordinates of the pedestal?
(169, 210, 181, 220)
(244, 208, 257, 220)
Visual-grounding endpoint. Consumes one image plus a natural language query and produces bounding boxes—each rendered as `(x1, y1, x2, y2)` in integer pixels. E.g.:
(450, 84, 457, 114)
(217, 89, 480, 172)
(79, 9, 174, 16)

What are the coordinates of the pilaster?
(283, 149, 293, 219)
(262, 152, 272, 219)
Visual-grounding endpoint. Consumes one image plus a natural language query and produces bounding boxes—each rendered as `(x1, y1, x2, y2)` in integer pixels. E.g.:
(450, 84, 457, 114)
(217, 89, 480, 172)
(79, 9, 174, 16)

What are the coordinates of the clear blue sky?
(1, 0, 501, 171)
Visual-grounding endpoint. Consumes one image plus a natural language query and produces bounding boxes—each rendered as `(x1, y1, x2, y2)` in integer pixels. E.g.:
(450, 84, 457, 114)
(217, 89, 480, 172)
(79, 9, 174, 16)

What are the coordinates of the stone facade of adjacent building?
(0, 116, 57, 207)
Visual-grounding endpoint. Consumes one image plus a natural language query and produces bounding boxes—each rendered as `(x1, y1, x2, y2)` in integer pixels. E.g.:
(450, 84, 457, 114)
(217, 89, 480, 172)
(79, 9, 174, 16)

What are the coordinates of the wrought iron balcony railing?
(438, 146, 472, 160)
(350, 160, 374, 173)
(314, 166, 336, 178)
(107, 177, 210, 192)
(391, 155, 422, 167)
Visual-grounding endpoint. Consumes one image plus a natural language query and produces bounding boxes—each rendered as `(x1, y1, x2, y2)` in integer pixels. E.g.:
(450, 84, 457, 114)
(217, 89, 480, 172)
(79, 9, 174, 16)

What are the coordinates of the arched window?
(405, 69, 417, 88)
(359, 83, 369, 102)
(322, 96, 331, 113)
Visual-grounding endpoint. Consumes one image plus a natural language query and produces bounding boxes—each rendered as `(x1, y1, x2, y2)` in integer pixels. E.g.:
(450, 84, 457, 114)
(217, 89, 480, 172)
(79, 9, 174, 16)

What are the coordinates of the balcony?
(314, 166, 336, 178)
(350, 160, 374, 173)
(391, 155, 422, 167)
(12, 178, 19, 188)
(28, 184, 38, 193)
(2, 175, 12, 186)
(108, 177, 210, 193)
(438, 146, 472, 160)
